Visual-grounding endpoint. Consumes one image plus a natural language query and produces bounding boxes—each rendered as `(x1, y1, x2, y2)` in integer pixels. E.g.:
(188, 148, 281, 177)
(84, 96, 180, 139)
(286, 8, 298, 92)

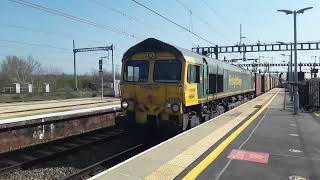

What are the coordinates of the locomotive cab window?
(187, 64, 200, 83)
(154, 60, 181, 83)
(124, 60, 149, 82)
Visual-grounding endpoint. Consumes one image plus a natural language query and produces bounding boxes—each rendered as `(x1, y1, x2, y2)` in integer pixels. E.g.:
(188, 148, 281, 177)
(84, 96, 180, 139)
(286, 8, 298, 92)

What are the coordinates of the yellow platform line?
(183, 89, 280, 180)
(314, 112, 320, 117)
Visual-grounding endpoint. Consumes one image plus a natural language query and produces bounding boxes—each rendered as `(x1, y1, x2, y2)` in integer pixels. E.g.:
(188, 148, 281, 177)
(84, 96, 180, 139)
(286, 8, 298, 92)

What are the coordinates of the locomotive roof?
(123, 38, 251, 74)
(123, 38, 183, 59)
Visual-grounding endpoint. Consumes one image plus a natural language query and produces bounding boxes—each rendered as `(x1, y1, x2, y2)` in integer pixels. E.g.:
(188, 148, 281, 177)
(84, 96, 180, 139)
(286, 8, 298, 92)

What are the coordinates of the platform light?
(277, 6, 313, 115)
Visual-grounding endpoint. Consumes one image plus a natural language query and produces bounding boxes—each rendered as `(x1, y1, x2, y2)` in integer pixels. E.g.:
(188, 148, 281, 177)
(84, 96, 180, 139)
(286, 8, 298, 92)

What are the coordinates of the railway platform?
(90, 88, 320, 180)
(0, 98, 121, 153)
(0, 97, 119, 120)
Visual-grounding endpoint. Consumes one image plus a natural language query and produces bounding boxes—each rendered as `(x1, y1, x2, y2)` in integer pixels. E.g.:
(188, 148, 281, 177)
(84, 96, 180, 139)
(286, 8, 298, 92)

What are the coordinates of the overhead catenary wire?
(7, 0, 242, 62)
(0, 39, 71, 51)
(174, 0, 242, 60)
(90, 0, 142, 24)
(199, 0, 260, 61)
(175, 0, 193, 32)
(0, 44, 72, 55)
(89, 0, 160, 31)
(0, 42, 118, 61)
(199, 0, 226, 22)
(198, 0, 241, 45)
(8, 0, 140, 40)
(131, 0, 216, 46)
(175, 0, 233, 43)
(4, 24, 105, 44)
(2, 25, 120, 58)
(90, 0, 192, 47)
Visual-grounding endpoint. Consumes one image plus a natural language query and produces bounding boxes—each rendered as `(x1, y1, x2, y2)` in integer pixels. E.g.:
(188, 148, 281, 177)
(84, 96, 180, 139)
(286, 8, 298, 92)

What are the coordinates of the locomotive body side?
(117, 38, 256, 132)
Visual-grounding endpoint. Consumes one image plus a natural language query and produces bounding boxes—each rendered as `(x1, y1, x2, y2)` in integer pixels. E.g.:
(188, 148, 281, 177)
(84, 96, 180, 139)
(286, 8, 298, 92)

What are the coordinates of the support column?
(73, 40, 78, 91)
(293, 11, 299, 114)
(111, 45, 115, 96)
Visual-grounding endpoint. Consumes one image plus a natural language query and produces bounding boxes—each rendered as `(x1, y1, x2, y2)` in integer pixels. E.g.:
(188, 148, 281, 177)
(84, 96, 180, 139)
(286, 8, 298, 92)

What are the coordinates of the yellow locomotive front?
(118, 48, 186, 132)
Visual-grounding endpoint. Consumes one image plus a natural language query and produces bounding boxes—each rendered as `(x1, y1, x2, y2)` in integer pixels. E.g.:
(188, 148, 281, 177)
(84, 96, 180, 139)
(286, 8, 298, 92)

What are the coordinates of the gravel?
(0, 167, 78, 180)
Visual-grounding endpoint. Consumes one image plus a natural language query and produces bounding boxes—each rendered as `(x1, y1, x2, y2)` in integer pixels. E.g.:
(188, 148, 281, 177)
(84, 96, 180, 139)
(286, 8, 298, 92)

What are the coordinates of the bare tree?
(0, 55, 42, 85)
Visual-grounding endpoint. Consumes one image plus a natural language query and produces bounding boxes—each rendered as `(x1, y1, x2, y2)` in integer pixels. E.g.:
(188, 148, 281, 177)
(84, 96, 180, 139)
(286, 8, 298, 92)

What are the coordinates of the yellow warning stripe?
(198, 88, 255, 102)
(183, 89, 280, 179)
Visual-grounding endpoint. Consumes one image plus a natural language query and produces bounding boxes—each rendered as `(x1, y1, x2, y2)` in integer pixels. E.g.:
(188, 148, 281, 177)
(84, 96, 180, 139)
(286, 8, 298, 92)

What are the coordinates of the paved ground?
(90, 89, 278, 180)
(91, 89, 320, 180)
(0, 97, 119, 119)
(195, 90, 320, 180)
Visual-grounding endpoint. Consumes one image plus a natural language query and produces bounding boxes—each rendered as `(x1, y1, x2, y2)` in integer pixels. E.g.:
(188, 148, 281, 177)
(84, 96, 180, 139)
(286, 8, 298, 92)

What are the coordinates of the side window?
(187, 64, 200, 83)
(209, 74, 216, 94)
(208, 73, 223, 93)
(217, 74, 223, 92)
(195, 66, 200, 83)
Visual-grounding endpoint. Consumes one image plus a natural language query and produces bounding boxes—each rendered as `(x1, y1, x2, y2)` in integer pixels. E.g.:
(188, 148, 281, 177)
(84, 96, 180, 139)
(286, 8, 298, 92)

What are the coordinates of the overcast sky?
(0, 0, 319, 75)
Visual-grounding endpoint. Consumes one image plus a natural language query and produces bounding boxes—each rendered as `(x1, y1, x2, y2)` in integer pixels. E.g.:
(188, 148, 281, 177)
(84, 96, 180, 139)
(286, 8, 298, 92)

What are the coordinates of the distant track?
(0, 128, 124, 176)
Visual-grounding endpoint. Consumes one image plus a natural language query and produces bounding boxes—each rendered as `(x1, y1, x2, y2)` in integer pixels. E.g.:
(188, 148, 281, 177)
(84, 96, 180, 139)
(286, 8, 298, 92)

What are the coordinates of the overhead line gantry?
(192, 41, 320, 59)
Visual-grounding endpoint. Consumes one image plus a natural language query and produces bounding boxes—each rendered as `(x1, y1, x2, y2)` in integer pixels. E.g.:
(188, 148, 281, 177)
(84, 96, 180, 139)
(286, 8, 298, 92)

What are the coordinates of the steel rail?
(0, 129, 124, 175)
(60, 144, 144, 180)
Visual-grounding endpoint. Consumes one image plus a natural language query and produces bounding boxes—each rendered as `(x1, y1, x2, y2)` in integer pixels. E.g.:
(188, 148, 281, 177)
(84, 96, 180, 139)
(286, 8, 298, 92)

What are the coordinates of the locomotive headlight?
(121, 100, 129, 109)
(171, 103, 180, 112)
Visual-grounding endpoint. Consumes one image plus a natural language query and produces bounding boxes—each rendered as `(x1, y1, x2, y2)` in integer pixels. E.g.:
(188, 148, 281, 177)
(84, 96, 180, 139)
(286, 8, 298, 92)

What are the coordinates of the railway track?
(0, 127, 124, 176)
(0, 98, 252, 179)
(61, 144, 145, 180)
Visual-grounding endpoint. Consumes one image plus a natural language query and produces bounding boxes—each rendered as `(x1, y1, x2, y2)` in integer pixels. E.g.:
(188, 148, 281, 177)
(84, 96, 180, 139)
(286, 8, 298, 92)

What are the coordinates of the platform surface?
(191, 90, 320, 180)
(90, 89, 288, 180)
(0, 97, 119, 120)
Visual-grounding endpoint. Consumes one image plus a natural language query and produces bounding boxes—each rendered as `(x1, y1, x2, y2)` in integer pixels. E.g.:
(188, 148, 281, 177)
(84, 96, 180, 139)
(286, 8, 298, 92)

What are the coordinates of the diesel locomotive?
(116, 38, 277, 132)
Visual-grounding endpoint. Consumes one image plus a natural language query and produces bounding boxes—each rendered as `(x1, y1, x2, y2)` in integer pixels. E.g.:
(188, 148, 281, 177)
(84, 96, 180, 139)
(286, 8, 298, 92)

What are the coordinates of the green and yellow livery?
(117, 38, 255, 133)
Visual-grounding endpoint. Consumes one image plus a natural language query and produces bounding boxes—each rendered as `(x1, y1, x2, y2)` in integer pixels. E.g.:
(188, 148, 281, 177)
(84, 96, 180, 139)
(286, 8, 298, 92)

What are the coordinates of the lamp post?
(258, 56, 264, 64)
(277, 41, 293, 101)
(240, 24, 247, 61)
(278, 7, 313, 115)
(280, 53, 293, 101)
(282, 59, 287, 110)
(263, 57, 273, 73)
(257, 56, 264, 73)
(312, 55, 317, 63)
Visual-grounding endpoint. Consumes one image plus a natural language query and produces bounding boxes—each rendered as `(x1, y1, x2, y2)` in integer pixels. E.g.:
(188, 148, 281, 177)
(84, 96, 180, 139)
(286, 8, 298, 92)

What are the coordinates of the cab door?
(197, 65, 204, 99)
(203, 58, 209, 99)
(197, 58, 209, 100)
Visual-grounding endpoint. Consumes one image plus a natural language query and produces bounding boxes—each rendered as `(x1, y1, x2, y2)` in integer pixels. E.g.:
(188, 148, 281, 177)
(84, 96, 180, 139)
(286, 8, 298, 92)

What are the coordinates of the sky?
(0, 0, 320, 76)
